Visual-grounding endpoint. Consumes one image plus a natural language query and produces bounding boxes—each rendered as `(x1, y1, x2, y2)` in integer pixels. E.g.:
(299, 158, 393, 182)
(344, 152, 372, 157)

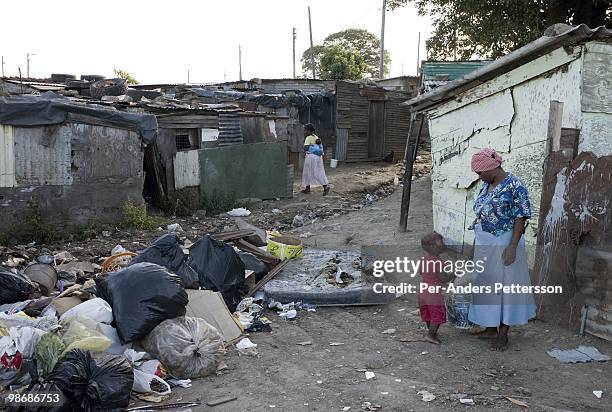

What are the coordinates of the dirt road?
(167, 175, 612, 412)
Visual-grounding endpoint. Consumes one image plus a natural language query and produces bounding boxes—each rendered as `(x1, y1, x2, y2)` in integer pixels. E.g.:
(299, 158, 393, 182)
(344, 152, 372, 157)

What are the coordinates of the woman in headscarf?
(301, 123, 330, 195)
(467, 148, 536, 351)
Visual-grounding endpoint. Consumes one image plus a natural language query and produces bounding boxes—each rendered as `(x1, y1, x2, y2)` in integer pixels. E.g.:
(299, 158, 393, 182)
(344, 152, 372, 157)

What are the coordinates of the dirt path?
(167, 176, 612, 412)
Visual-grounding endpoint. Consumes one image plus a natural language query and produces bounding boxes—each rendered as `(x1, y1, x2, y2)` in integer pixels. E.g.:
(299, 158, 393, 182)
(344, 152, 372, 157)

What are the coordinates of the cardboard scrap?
(546, 346, 610, 363)
(186, 290, 243, 344)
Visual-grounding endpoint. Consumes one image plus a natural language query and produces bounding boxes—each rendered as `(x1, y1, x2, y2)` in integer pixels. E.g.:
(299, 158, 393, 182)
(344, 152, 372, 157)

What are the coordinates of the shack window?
(175, 134, 192, 151)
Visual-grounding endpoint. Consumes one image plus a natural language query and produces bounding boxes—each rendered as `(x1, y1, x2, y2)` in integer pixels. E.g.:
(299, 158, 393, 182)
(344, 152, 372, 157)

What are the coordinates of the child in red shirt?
(418, 232, 447, 344)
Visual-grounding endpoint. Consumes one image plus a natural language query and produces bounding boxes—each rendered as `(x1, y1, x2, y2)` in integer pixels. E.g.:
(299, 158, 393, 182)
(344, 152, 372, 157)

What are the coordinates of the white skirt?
(467, 224, 536, 327)
(301, 153, 329, 187)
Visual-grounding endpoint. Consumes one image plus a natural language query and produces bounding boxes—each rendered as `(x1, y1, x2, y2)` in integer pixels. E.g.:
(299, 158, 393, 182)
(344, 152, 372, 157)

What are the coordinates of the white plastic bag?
(132, 369, 171, 395)
(60, 298, 113, 324)
(227, 208, 251, 217)
(11, 326, 47, 357)
(0, 327, 47, 358)
(141, 316, 225, 379)
(97, 323, 131, 355)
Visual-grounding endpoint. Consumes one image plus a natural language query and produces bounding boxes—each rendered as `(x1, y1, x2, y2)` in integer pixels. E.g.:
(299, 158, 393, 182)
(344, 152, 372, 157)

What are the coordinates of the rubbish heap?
(0, 227, 296, 409)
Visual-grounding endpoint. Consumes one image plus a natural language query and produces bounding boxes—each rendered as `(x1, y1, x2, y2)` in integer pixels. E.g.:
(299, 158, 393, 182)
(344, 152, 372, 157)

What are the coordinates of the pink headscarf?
(471, 148, 502, 172)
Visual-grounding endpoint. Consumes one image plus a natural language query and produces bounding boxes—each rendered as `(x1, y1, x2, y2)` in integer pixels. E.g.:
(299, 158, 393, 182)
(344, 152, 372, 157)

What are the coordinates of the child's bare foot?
(491, 335, 508, 351)
(425, 334, 441, 344)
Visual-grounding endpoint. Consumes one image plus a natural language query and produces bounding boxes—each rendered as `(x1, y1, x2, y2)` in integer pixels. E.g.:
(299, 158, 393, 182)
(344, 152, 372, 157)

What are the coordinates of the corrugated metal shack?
(0, 93, 157, 238)
(214, 78, 416, 164)
(404, 24, 612, 340)
(335, 80, 412, 162)
(137, 98, 291, 212)
(375, 76, 420, 93)
(179, 85, 333, 172)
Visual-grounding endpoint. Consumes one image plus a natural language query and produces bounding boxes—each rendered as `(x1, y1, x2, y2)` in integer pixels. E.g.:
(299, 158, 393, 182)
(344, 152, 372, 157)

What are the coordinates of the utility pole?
(1, 56, 4, 77)
(308, 6, 315, 79)
(379, 0, 386, 79)
(238, 45, 243, 81)
(292, 27, 297, 79)
(416, 32, 421, 75)
(26, 53, 36, 78)
(187, 69, 190, 84)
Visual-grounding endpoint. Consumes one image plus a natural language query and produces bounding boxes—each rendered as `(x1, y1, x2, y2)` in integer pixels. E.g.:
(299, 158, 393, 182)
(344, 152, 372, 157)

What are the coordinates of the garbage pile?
(0, 227, 297, 408)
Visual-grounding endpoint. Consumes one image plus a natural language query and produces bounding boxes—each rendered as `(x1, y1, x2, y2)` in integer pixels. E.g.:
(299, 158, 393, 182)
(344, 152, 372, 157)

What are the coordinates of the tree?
(319, 45, 369, 80)
(388, 0, 612, 60)
(113, 69, 139, 85)
(301, 29, 391, 79)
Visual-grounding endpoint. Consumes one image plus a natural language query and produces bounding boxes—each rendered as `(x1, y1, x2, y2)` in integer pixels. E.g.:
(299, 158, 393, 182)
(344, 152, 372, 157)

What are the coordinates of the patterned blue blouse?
(470, 173, 532, 236)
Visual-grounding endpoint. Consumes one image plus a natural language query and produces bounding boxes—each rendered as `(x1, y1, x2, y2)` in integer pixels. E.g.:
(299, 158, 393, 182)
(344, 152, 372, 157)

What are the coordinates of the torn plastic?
(142, 316, 225, 379)
(0, 92, 157, 144)
(51, 349, 134, 411)
(132, 369, 171, 396)
(95, 262, 188, 343)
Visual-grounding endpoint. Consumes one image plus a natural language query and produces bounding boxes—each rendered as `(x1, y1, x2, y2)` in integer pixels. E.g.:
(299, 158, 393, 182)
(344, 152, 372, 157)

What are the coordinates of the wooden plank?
(246, 258, 290, 297)
(0, 125, 16, 188)
(546, 101, 564, 154)
(211, 229, 256, 242)
(235, 238, 281, 265)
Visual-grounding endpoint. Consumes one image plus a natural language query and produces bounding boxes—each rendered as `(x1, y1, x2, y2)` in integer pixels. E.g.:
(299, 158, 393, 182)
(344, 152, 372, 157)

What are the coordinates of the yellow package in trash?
(267, 235, 303, 259)
(60, 317, 111, 357)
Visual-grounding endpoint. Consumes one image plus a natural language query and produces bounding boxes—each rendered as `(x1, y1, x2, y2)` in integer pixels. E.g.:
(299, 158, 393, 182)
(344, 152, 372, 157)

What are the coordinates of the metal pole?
(292, 27, 297, 79)
(187, 69, 190, 84)
(379, 0, 386, 79)
(416, 32, 421, 75)
(239, 45, 243, 81)
(26, 53, 30, 78)
(1, 56, 4, 77)
(308, 6, 315, 79)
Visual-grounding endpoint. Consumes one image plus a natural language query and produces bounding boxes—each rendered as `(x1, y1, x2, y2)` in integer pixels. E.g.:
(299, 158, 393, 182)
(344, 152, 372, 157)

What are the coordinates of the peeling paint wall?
(427, 46, 584, 254)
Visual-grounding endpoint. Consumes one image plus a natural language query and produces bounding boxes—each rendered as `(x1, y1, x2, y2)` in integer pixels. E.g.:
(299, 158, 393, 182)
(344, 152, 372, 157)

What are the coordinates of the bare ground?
(3, 158, 611, 411)
(161, 173, 612, 412)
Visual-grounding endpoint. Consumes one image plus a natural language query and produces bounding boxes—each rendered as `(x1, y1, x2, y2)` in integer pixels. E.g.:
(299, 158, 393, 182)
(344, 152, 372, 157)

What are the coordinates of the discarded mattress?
(263, 249, 394, 305)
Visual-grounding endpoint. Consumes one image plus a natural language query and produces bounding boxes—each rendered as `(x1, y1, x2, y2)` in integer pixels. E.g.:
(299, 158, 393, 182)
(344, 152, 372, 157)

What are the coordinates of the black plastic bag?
(130, 234, 199, 289)
(238, 251, 269, 282)
(0, 267, 34, 304)
(189, 235, 245, 311)
(50, 349, 133, 412)
(95, 262, 188, 343)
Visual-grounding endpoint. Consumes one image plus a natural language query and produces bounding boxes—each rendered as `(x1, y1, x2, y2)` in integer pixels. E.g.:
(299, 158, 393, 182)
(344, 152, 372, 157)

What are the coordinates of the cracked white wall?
(426, 47, 584, 257)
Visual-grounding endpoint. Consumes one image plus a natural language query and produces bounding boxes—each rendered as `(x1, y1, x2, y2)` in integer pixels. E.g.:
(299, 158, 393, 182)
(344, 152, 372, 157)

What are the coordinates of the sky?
(0, 0, 432, 84)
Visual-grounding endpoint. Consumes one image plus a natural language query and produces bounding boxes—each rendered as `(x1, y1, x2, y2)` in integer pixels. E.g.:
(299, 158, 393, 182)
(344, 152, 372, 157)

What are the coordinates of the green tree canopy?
(301, 28, 391, 79)
(388, 0, 612, 60)
(318, 45, 369, 80)
(113, 69, 139, 85)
